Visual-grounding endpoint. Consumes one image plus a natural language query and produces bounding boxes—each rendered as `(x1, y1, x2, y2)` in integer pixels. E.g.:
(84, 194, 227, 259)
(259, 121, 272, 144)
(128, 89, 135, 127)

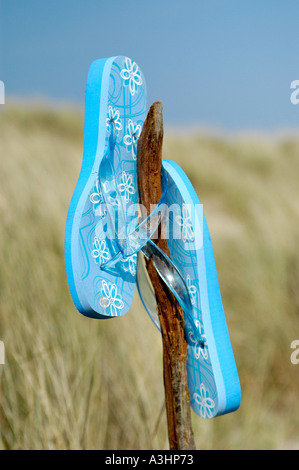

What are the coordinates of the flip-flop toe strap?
(97, 123, 204, 347)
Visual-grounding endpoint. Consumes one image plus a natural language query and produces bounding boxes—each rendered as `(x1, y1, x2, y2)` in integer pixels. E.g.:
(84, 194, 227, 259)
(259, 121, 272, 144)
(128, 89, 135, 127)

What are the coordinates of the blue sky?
(0, 0, 299, 133)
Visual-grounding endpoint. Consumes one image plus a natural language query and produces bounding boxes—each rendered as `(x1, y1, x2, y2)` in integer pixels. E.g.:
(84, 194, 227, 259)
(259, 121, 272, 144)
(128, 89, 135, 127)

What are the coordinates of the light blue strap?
(98, 124, 169, 260)
(97, 122, 204, 347)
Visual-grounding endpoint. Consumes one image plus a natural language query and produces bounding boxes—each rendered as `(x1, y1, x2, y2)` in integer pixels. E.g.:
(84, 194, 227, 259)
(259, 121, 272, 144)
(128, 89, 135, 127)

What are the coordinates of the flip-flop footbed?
(65, 56, 146, 318)
(138, 159, 241, 418)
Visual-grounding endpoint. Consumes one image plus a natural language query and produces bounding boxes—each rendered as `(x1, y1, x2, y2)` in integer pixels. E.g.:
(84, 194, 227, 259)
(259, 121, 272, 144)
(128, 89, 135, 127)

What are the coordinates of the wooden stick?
(137, 101, 196, 450)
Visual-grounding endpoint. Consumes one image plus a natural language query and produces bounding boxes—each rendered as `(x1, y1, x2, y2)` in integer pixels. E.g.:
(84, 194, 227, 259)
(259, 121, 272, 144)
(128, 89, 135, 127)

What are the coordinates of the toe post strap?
(97, 123, 205, 347)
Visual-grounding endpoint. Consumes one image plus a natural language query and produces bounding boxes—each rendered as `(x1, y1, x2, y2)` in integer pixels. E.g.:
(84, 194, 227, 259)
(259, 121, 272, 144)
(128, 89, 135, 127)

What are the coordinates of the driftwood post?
(137, 101, 196, 450)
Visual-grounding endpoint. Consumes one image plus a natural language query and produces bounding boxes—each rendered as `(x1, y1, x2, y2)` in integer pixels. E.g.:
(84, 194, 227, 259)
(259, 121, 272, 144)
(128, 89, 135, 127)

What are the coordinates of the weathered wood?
(137, 101, 196, 450)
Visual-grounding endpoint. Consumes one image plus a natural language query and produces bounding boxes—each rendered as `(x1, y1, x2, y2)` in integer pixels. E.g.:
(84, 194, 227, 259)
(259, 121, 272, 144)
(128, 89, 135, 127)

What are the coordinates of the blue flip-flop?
(65, 56, 146, 318)
(137, 160, 241, 418)
(65, 55, 241, 419)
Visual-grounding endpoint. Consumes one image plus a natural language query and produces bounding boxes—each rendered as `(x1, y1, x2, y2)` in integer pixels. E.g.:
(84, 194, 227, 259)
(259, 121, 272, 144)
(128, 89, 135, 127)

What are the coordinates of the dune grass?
(0, 106, 298, 450)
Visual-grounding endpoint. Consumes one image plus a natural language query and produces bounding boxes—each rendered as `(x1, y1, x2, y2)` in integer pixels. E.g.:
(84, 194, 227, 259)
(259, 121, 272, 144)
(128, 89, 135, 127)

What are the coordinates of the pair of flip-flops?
(65, 56, 241, 418)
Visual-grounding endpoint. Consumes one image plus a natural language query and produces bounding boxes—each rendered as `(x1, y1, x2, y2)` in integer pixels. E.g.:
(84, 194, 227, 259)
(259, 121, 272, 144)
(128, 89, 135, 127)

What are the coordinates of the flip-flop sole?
(138, 159, 241, 418)
(65, 56, 146, 319)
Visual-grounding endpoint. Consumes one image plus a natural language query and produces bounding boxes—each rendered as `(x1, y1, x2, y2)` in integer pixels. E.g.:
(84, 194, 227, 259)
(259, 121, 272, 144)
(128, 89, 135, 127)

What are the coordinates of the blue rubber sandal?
(65, 55, 241, 419)
(65, 56, 146, 318)
(137, 160, 241, 418)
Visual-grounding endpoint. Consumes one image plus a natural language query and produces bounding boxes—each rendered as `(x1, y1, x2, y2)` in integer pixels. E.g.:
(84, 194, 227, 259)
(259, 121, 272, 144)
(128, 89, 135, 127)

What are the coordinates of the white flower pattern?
(100, 280, 124, 316)
(91, 238, 110, 265)
(118, 171, 136, 203)
(175, 204, 195, 242)
(106, 105, 122, 133)
(120, 57, 143, 96)
(193, 384, 215, 419)
(123, 119, 142, 160)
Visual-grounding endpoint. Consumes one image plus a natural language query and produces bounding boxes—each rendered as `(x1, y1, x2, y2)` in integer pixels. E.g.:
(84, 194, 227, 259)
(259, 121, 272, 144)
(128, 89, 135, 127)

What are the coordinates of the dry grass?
(0, 106, 298, 449)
